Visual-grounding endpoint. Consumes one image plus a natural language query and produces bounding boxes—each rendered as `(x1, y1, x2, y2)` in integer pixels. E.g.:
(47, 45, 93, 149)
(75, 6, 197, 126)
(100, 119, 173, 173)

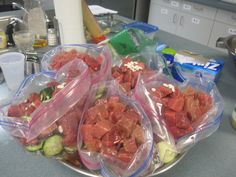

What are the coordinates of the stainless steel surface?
(216, 35, 236, 62)
(60, 152, 187, 177)
(25, 52, 41, 75)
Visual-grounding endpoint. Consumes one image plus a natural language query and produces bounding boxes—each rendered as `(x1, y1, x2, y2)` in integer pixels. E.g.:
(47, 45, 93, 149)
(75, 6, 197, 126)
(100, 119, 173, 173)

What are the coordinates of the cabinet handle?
(173, 13, 178, 24)
(180, 16, 184, 26)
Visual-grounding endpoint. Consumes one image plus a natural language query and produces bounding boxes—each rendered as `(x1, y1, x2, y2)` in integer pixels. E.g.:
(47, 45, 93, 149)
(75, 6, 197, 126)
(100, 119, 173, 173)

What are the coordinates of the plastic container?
(109, 28, 155, 56)
(0, 52, 25, 91)
(123, 22, 158, 40)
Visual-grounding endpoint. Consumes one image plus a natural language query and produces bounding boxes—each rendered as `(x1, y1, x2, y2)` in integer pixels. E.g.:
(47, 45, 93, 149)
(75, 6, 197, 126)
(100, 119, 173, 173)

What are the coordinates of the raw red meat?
(111, 58, 149, 93)
(81, 96, 144, 163)
(149, 85, 213, 139)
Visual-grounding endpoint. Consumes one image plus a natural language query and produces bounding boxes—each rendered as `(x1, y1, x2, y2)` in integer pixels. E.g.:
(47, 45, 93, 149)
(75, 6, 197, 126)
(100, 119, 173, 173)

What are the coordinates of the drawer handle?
(180, 16, 184, 26)
(193, 5, 204, 11)
(173, 13, 178, 24)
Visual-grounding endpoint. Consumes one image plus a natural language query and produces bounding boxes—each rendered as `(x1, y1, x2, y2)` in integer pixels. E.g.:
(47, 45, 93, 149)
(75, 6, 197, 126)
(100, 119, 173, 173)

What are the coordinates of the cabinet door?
(87, 0, 101, 5)
(176, 12, 214, 45)
(208, 21, 236, 50)
(148, 3, 179, 34)
(181, 0, 216, 20)
(215, 9, 236, 26)
(101, 0, 136, 19)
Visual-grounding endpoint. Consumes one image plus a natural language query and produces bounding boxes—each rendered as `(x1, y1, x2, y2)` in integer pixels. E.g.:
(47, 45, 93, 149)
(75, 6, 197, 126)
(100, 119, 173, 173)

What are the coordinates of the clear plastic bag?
(78, 81, 153, 177)
(134, 73, 224, 152)
(111, 45, 165, 94)
(0, 59, 91, 158)
(41, 44, 112, 84)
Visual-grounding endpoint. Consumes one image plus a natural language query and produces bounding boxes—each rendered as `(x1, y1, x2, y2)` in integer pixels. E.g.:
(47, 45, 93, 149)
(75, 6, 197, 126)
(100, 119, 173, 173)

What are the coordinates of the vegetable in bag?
(0, 59, 91, 164)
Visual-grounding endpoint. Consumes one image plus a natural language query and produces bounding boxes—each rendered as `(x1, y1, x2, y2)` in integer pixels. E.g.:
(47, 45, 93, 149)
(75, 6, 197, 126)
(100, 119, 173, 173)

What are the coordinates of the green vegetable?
(40, 86, 55, 102)
(22, 115, 32, 122)
(95, 86, 106, 100)
(25, 141, 44, 152)
(157, 141, 177, 164)
(43, 135, 63, 157)
(64, 146, 77, 154)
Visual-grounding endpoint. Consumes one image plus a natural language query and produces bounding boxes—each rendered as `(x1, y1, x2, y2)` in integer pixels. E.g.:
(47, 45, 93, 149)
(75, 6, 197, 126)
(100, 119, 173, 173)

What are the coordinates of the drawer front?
(151, 0, 182, 10)
(181, 0, 217, 20)
(215, 9, 236, 26)
(208, 21, 236, 49)
(148, 3, 178, 34)
(176, 12, 214, 45)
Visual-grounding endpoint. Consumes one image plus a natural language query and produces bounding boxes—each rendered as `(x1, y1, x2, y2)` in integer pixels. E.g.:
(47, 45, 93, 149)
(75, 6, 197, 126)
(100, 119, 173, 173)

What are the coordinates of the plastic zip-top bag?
(0, 59, 91, 159)
(41, 44, 112, 84)
(134, 73, 224, 153)
(111, 45, 165, 94)
(78, 81, 153, 177)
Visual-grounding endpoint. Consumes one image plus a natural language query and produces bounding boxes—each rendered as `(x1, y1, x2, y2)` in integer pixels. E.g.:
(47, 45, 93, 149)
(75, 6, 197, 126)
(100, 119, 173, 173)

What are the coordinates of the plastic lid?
(123, 21, 158, 34)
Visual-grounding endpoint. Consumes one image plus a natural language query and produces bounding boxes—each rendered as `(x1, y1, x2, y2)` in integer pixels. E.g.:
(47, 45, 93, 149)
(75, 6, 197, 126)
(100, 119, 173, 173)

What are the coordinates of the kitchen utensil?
(216, 35, 236, 64)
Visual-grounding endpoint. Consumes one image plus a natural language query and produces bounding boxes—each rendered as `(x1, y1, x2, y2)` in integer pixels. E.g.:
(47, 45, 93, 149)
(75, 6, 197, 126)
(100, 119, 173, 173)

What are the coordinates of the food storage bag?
(134, 73, 224, 152)
(41, 44, 112, 84)
(0, 59, 91, 160)
(78, 81, 153, 177)
(111, 45, 165, 94)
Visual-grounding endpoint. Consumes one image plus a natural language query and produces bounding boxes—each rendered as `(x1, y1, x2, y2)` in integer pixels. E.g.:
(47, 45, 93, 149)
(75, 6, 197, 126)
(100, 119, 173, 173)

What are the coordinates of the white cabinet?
(148, 5, 179, 34)
(176, 12, 214, 45)
(148, 0, 214, 45)
(181, 0, 216, 20)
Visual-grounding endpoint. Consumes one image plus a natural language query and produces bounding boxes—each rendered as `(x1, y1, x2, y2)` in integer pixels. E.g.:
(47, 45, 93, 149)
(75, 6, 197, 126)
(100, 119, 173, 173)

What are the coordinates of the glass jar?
(47, 28, 58, 46)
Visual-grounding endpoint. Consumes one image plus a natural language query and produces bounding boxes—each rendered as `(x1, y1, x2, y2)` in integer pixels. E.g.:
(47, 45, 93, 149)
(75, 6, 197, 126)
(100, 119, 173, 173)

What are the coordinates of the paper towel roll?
(53, 0, 86, 44)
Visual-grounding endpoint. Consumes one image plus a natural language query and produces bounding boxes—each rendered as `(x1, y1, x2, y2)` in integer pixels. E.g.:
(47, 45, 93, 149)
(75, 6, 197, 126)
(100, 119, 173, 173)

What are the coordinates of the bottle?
(231, 104, 236, 130)
(24, 0, 48, 48)
(47, 28, 58, 46)
(33, 34, 48, 48)
(0, 30, 7, 49)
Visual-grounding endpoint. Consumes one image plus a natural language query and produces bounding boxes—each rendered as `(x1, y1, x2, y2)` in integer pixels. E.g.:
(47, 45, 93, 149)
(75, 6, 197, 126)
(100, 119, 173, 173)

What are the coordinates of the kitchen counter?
(0, 22, 236, 177)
